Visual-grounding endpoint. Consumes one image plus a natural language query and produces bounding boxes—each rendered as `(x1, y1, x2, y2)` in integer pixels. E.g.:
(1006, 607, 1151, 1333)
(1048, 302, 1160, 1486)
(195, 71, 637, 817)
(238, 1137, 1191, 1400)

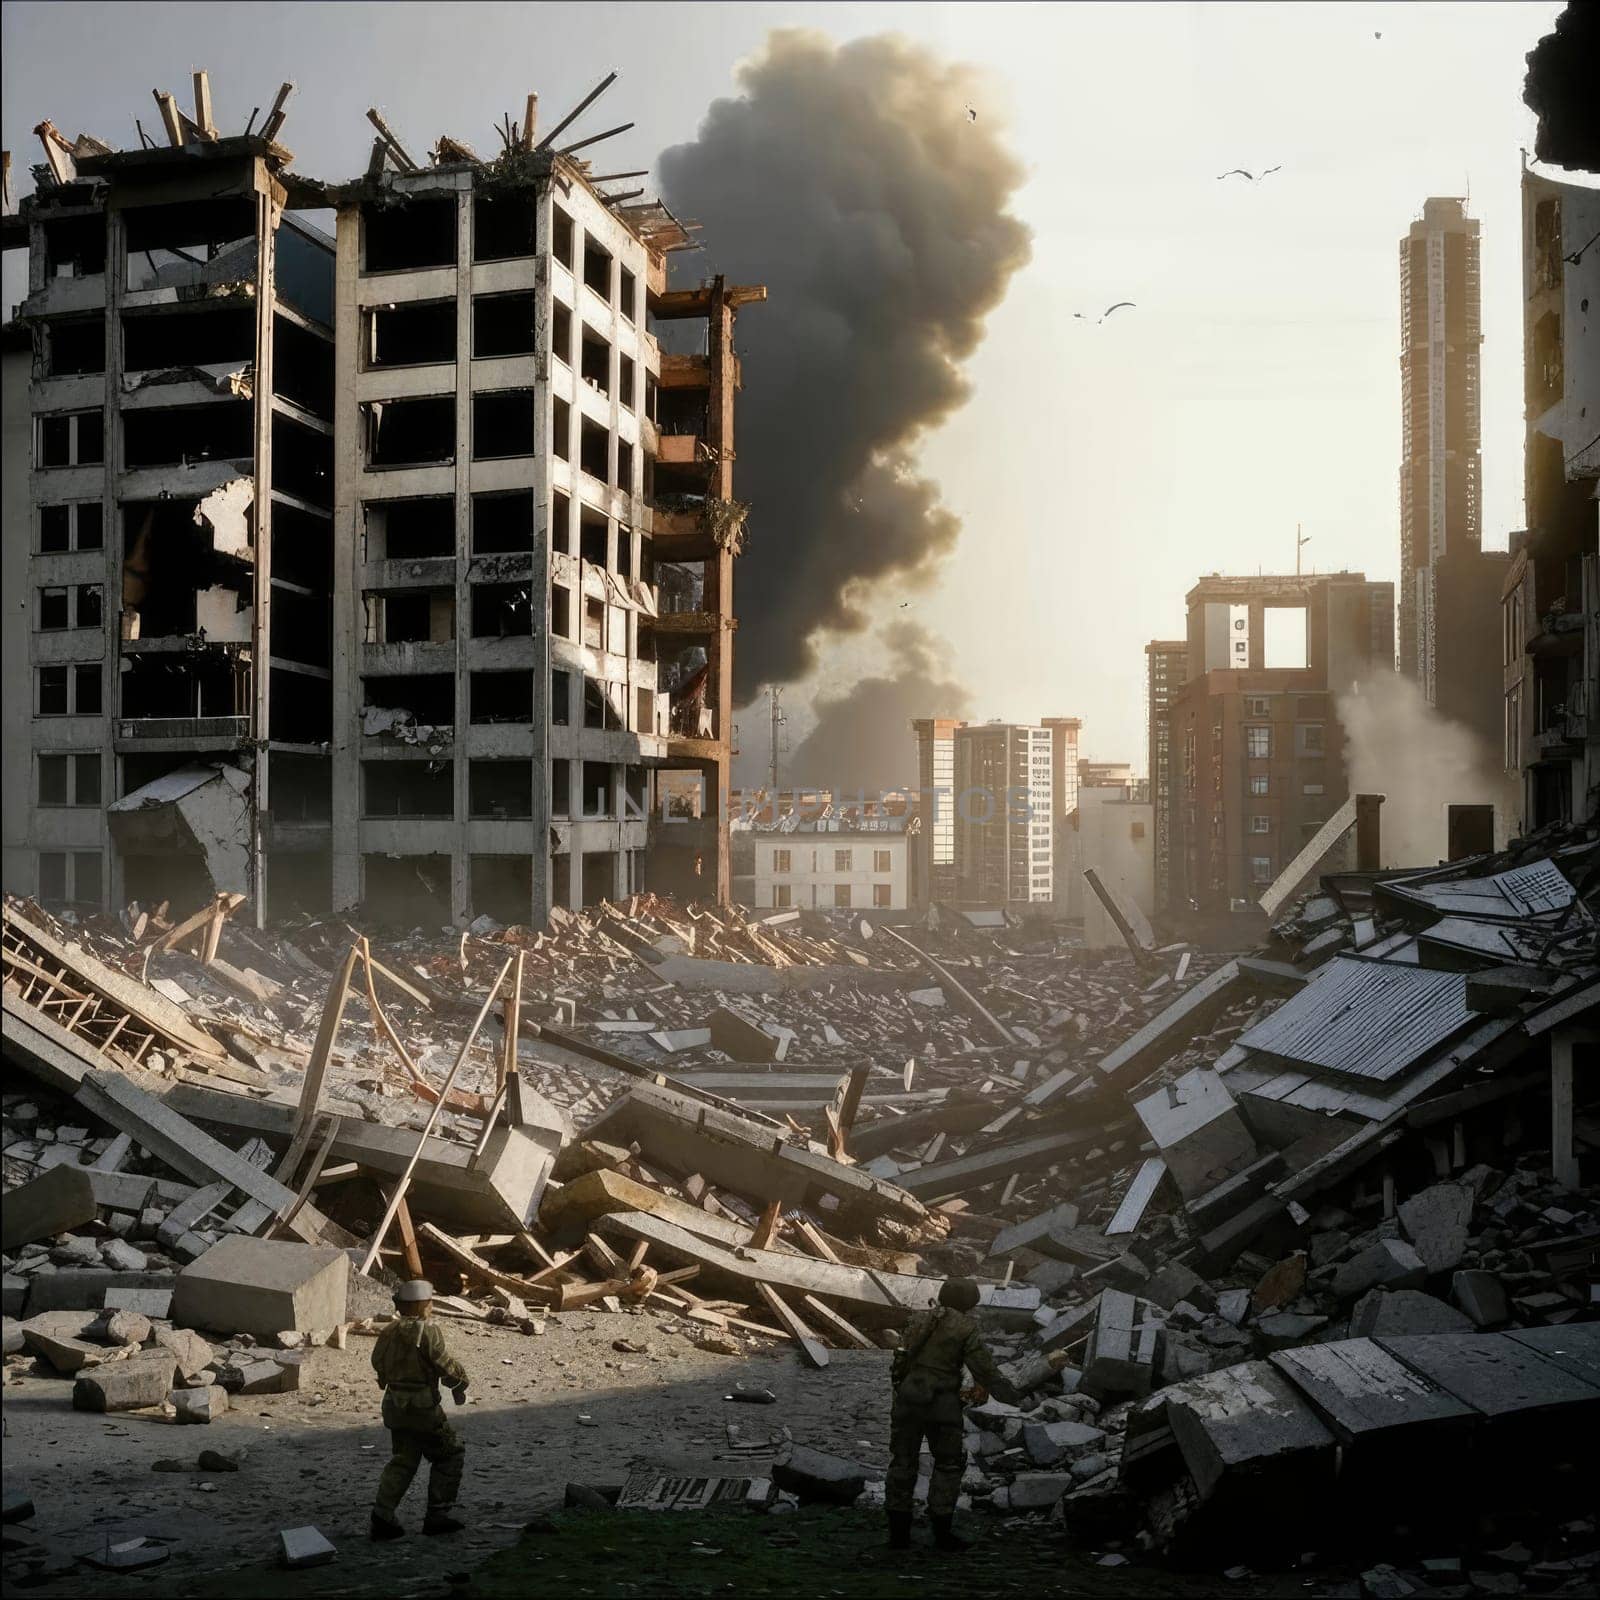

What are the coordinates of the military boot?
(886, 1511, 912, 1549)
(423, 1510, 467, 1536)
(930, 1514, 970, 1553)
(370, 1513, 404, 1542)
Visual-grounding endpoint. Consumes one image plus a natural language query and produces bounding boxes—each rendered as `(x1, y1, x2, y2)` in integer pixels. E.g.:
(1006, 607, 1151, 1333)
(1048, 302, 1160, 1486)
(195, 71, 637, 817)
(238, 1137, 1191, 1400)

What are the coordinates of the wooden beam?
(521, 92, 538, 150)
(192, 71, 217, 141)
(749, 1200, 782, 1250)
(535, 71, 617, 152)
(798, 1293, 875, 1350)
(270, 1116, 341, 1239)
(294, 941, 361, 1139)
(417, 1221, 565, 1302)
(153, 91, 184, 147)
(754, 1283, 829, 1367)
(260, 82, 294, 143)
(499, 951, 524, 1098)
(393, 1190, 424, 1280)
(789, 1217, 842, 1263)
(365, 107, 418, 172)
(557, 122, 634, 157)
(359, 958, 512, 1274)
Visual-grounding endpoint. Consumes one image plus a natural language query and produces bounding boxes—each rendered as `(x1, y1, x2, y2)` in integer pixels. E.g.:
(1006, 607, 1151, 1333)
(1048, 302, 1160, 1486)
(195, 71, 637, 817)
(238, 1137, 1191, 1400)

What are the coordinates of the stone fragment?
(100, 1240, 149, 1273)
(51, 1236, 102, 1267)
(1451, 1270, 1509, 1328)
(20, 1311, 122, 1374)
(97, 1310, 152, 1347)
(2, 1275, 27, 1319)
(1215, 1288, 1250, 1326)
(152, 1325, 217, 1379)
(771, 1446, 867, 1504)
(1008, 1472, 1074, 1509)
(1350, 1289, 1472, 1338)
(172, 1237, 348, 1337)
(278, 1526, 336, 1570)
(1253, 1312, 1329, 1351)
(1250, 1252, 1307, 1314)
(2, 1317, 24, 1356)
(171, 1385, 230, 1424)
(103, 1286, 173, 1319)
(72, 1353, 177, 1412)
(1397, 1183, 1472, 1275)
(1, 1167, 96, 1251)
(1333, 1239, 1427, 1300)
(196, 1449, 243, 1472)
(1143, 1261, 1216, 1312)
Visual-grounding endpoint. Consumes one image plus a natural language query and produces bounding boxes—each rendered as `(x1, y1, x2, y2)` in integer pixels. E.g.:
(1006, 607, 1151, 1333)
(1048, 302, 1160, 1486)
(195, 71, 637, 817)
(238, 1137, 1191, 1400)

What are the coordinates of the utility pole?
(768, 686, 785, 802)
(1296, 523, 1312, 577)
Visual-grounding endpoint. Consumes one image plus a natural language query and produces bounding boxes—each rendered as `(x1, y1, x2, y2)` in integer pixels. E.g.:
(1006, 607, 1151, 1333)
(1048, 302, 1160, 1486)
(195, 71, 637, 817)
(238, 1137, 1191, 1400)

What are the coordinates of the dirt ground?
(3, 1308, 899, 1596)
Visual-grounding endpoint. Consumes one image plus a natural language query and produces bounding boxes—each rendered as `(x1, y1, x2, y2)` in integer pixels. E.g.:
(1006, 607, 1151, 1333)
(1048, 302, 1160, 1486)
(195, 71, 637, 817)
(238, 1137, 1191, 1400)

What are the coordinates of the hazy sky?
(1, 1, 1568, 775)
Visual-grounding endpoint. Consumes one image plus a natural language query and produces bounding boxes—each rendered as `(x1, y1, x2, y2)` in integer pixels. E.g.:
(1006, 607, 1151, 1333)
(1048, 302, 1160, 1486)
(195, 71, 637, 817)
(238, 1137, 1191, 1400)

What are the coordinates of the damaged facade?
(2, 75, 764, 927)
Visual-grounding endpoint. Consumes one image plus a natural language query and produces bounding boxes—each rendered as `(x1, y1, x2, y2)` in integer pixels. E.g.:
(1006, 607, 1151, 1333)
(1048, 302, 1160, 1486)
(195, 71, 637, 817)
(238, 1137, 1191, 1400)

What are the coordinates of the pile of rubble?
(2, 819, 1596, 1575)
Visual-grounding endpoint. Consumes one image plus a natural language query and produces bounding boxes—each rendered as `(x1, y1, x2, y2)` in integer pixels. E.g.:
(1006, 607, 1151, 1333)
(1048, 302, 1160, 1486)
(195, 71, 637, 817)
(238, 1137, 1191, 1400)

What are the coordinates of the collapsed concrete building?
(1, 74, 764, 926)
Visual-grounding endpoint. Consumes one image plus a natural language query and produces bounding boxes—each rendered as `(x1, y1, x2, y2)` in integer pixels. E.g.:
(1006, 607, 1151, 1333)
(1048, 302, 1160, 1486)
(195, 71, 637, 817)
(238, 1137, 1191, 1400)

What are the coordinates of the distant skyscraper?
(1145, 640, 1188, 914)
(1398, 197, 1505, 753)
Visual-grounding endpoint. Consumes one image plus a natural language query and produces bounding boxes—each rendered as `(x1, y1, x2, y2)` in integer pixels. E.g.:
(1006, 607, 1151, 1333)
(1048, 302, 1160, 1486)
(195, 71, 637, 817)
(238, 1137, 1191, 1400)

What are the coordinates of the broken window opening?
(124, 198, 257, 293)
(37, 410, 103, 468)
(45, 318, 105, 376)
(364, 396, 455, 468)
(366, 298, 456, 368)
(552, 207, 574, 270)
(121, 501, 252, 641)
(362, 853, 452, 926)
(272, 411, 333, 507)
(365, 588, 454, 644)
(581, 759, 611, 818)
(473, 291, 535, 359)
(270, 753, 332, 821)
(551, 302, 572, 366)
(579, 417, 608, 482)
(362, 760, 453, 818)
(273, 314, 335, 418)
(581, 234, 612, 302)
(551, 668, 571, 725)
(620, 353, 636, 411)
(44, 213, 105, 280)
(469, 670, 532, 724)
(123, 401, 252, 470)
(582, 595, 605, 652)
(124, 305, 253, 373)
(616, 439, 634, 496)
(580, 327, 611, 395)
(552, 490, 572, 555)
(551, 582, 571, 639)
(268, 661, 331, 742)
(473, 191, 536, 262)
(276, 214, 336, 328)
(552, 398, 570, 461)
(581, 850, 616, 907)
(579, 506, 608, 569)
(362, 198, 457, 274)
(471, 854, 532, 924)
(271, 501, 333, 594)
(619, 267, 637, 323)
(472, 389, 534, 460)
(367, 496, 455, 561)
(616, 532, 634, 581)
(583, 676, 606, 729)
(634, 685, 653, 732)
(551, 761, 571, 819)
(469, 759, 533, 819)
(472, 490, 534, 554)
(623, 765, 646, 816)
(38, 666, 68, 716)
(39, 587, 69, 631)
(470, 581, 533, 638)
(77, 584, 103, 629)
(656, 386, 708, 439)
(362, 672, 454, 726)
(119, 653, 240, 721)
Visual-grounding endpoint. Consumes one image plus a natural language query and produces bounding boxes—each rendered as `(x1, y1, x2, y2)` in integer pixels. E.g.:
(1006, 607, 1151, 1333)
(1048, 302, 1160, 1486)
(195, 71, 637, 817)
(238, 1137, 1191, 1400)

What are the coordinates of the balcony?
(115, 714, 249, 748)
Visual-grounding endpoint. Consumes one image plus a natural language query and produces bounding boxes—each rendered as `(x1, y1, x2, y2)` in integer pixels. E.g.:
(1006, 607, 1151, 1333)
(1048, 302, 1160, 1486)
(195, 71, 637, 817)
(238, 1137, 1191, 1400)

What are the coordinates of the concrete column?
(451, 186, 471, 926)
(249, 169, 279, 926)
(101, 206, 126, 912)
(329, 207, 362, 911)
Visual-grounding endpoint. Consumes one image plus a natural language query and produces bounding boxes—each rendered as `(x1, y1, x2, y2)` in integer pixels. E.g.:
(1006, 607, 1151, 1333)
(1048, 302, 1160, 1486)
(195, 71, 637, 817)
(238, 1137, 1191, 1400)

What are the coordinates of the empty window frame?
(40, 502, 103, 553)
(551, 760, 571, 817)
(873, 883, 892, 908)
(473, 389, 534, 460)
(1246, 696, 1272, 717)
(469, 759, 533, 818)
(37, 411, 103, 468)
(1296, 723, 1326, 757)
(581, 234, 612, 301)
(364, 396, 456, 468)
(361, 672, 454, 725)
(123, 402, 252, 469)
(1250, 815, 1272, 834)
(38, 588, 69, 630)
(551, 667, 571, 725)
(1250, 855, 1274, 884)
(473, 291, 536, 359)
(125, 305, 254, 371)
(38, 753, 101, 807)
(362, 760, 453, 818)
(873, 849, 892, 872)
(365, 588, 453, 644)
(619, 266, 637, 323)
(616, 438, 634, 495)
(363, 198, 457, 274)
(551, 490, 572, 555)
(579, 327, 610, 395)
(469, 669, 533, 723)
(582, 594, 604, 651)
(551, 582, 571, 639)
(578, 417, 608, 481)
(1245, 725, 1271, 759)
(552, 398, 571, 461)
(44, 214, 105, 279)
(551, 301, 572, 366)
(833, 883, 853, 908)
(619, 353, 636, 411)
(37, 850, 104, 906)
(579, 505, 608, 569)
(773, 848, 792, 874)
(38, 664, 102, 716)
(552, 207, 574, 270)
(366, 299, 456, 367)
(616, 530, 634, 581)
(581, 760, 610, 817)
(1248, 774, 1269, 796)
(472, 191, 536, 262)
(367, 495, 455, 560)
(773, 883, 792, 908)
(46, 318, 105, 376)
(472, 490, 534, 553)
(834, 848, 853, 871)
(470, 581, 533, 637)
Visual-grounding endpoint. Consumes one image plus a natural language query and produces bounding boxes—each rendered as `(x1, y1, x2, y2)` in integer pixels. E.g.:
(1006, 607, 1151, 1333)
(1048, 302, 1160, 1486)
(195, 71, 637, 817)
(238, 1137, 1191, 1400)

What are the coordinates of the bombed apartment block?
(2, 79, 336, 918)
(1, 73, 765, 929)
(328, 88, 763, 925)
(1164, 572, 1394, 926)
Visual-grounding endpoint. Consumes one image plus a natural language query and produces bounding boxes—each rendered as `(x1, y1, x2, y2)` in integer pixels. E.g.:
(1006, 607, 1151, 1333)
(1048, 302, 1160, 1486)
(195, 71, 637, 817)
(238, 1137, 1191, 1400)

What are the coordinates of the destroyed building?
(1164, 571, 1395, 923)
(1501, 162, 1599, 830)
(1145, 639, 1187, 917)
(1, 76, 765, 926)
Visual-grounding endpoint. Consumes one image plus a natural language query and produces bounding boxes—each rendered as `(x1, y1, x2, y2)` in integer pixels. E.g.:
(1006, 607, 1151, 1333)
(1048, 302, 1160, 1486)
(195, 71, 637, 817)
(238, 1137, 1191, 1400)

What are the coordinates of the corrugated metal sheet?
(1236, 955, 1475, 1082)
(1387, 861, 1576, 920)
(1417, 915, 1550, 964)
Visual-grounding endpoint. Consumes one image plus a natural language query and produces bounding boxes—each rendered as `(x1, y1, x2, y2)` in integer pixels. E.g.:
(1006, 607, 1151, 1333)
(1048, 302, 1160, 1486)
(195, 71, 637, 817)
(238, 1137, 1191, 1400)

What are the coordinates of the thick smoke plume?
(1336, 675, 1518, 864)
(785, 622, 973, 794)
(658, 30, 1032, 696)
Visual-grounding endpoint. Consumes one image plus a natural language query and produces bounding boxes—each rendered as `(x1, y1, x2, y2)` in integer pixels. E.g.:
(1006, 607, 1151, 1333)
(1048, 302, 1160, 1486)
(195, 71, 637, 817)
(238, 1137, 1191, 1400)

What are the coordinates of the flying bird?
(1074, 301, 1136, 324)
(1217, 166, 1282, 181)
(966, 106, 978, 123)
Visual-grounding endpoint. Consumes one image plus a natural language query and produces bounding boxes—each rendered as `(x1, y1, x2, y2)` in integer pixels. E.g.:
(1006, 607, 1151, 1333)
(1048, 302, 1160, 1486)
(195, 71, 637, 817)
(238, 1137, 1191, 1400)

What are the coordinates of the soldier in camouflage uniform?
(886, 1279, 1069, 1552)
(369, 1280, 471, 1539)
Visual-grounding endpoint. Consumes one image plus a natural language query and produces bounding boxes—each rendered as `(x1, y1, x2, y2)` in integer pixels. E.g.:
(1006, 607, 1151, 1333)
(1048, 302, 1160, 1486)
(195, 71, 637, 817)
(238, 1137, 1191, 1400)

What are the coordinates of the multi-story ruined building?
(1165, 572, 1393, 917)
(1398, 197, 1507, 756)
(1145, 638, 1187, 915)
(909, 716, 962, 908)
(1501, 165, 1600, 829)
(2, 76, 763, 925)
(953, 721, 1056, 909)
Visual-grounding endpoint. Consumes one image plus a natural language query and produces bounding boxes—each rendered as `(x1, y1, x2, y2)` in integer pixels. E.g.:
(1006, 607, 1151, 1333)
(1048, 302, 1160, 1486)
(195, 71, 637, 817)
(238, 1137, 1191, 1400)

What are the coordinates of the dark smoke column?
(659, 30, 1033, 700)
